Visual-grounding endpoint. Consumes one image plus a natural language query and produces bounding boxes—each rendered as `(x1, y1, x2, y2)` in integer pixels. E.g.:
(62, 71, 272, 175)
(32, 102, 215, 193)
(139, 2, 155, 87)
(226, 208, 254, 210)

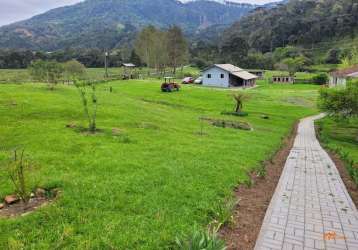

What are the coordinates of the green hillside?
(224, 0, 358, 53)
(0, 0, 256, 50)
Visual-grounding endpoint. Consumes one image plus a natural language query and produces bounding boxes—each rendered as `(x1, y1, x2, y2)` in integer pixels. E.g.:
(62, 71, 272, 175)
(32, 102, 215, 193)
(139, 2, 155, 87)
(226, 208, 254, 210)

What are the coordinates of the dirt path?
(254, 114, 358, 250)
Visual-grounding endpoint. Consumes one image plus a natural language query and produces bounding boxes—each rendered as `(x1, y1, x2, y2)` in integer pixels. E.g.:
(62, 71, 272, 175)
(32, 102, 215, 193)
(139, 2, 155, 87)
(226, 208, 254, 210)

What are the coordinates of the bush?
(74, 80, 98, 133)
(312, 73, 328, 85)
(2, 149, 34, 204)
(28, 60, 64, 89)
(319, 80, 358, 118)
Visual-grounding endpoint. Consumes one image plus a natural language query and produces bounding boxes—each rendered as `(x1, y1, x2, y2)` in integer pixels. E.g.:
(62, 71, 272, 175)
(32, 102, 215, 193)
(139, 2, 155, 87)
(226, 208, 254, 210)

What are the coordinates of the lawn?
(0, 80, 319, 249)
(0, 66, 200, 83)
(316, 117, 358, 164)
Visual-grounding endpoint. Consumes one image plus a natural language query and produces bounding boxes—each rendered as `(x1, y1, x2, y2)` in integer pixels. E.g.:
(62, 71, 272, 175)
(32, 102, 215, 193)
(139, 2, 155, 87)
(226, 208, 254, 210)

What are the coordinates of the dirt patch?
(219, 122, 298, 250)
(202, 117, 252, 131)
(65, 123, 104, 135)
(0, 188, 59, 218)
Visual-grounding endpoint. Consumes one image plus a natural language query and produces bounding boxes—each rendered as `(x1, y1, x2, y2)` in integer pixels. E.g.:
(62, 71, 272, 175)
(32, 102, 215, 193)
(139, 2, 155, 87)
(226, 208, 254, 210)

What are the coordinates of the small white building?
(329, 65, 358, 87)
(202, 64, 258, 88)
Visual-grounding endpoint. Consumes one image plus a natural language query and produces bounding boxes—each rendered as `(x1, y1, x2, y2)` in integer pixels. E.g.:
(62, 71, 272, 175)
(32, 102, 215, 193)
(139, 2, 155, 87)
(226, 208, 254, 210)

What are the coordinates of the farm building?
(122, 63, 137, 79)
(202, 64, 258, 88)
(329, 65, 358, 87)
(248, 70, 265, 79)
(272, 76, 295, 84)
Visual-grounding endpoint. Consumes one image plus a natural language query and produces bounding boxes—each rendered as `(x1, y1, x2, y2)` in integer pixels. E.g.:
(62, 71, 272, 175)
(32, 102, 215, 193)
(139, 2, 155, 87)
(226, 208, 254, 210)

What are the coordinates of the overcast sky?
(0, 0, 280, 27)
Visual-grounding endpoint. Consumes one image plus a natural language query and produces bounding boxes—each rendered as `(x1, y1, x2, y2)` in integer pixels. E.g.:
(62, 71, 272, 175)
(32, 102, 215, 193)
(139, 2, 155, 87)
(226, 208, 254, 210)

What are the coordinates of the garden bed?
(0, 188, 59, 218)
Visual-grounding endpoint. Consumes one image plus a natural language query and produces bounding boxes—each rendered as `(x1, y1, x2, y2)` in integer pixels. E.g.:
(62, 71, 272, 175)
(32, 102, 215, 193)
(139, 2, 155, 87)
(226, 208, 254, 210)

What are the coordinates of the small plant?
(210, 197, 240, 229)
(243, 177, 254, 188)
(4, 149, 33, 204)
(232, 93, 249, 114)
(199, 116, 205, 136)
(175, 226, 226, 250)
(256, 165, 267, 178)
(74, 80, 98, 133)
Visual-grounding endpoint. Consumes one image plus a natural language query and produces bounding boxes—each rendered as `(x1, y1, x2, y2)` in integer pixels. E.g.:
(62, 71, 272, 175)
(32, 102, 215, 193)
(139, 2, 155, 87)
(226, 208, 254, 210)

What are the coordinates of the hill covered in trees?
(188, 0, 358, 71)
(223, 0, 358, 53)
(0, 0, 258, 50)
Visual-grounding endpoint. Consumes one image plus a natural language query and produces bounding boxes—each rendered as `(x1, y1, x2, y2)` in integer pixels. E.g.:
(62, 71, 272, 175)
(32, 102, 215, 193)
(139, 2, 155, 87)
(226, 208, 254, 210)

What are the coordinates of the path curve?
(255, 114, 358, 250)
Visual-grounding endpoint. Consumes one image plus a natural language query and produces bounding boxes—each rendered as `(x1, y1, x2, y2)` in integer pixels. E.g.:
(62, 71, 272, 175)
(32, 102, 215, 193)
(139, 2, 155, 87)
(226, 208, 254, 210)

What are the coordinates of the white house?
(202, 64, 258, 88)
(329, 65, 358, 88)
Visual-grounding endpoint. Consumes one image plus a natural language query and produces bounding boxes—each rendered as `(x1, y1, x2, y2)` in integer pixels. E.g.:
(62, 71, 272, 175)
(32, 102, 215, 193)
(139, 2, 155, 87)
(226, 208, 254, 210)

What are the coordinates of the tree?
(319, 80, 358, 119)
(279, 57, 307, 76)
(340, 47, 358, 68)
(134, 26, 157, 68)
(63, 60, 86, 82)
(129, 50, 142, 67)
(74, 81, 98, 133)
(28, 60, 64, 90)
(166, 26, 188, 74)
(325, 48, 342, 64)
(220, 35, 249, 65)
(233, 93, 249, 113)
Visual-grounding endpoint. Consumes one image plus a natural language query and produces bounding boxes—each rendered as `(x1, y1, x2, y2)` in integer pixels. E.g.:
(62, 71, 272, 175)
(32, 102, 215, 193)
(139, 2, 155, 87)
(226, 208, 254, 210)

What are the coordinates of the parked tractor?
(161, 77, 181, 92)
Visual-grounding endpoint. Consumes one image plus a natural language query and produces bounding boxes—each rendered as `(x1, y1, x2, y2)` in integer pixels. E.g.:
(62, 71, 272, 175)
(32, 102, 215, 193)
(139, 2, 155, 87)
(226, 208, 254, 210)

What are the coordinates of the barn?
(329, 65, 358, 87)
(202, 64, 258, 88)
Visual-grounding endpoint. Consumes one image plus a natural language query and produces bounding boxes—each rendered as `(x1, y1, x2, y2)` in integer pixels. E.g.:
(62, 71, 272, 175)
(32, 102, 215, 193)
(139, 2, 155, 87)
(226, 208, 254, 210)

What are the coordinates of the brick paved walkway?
(254, 114, 358, 250)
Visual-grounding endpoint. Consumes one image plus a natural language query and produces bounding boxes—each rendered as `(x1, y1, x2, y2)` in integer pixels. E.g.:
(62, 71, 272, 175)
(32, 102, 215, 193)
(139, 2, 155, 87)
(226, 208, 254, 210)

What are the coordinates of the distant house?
(329, 65, 358, 87)
(248, 70, 265, 79)
(272, 76, 295, 84)
(202, 64, 258, 88)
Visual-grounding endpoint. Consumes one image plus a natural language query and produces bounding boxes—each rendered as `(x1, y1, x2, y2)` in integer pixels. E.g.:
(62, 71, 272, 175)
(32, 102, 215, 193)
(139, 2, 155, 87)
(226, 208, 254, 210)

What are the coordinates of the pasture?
(0, 79, 319, 249)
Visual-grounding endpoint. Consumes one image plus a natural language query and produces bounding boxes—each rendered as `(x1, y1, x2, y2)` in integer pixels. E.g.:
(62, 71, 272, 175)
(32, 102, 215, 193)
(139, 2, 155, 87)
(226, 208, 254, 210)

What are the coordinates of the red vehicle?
(182, 77, 194, 84)
(161, 77, 181, 92)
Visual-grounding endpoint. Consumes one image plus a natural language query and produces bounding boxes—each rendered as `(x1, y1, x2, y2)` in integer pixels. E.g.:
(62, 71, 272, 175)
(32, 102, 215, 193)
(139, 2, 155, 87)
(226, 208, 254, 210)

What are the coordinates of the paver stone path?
(254, 114, 358, 250)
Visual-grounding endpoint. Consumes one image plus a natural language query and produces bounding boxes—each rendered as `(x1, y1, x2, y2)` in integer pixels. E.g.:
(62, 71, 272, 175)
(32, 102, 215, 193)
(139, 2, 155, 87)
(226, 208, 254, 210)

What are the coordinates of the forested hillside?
(0, 0, 256, 50)
(224, 0, 358, 52)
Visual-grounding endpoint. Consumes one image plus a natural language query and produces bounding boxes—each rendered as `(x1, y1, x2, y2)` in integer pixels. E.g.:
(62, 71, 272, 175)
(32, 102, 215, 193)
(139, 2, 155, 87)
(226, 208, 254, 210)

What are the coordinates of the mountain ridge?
(0, 0, 259, 50)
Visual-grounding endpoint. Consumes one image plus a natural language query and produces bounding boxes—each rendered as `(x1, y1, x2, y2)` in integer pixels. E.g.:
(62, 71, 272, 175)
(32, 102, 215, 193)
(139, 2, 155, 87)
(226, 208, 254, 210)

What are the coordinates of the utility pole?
(104, 51, 109, 78)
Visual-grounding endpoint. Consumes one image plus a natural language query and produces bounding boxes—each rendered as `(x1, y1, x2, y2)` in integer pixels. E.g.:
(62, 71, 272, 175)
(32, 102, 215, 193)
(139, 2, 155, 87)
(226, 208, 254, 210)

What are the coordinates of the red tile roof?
(331, 65, 358, 77)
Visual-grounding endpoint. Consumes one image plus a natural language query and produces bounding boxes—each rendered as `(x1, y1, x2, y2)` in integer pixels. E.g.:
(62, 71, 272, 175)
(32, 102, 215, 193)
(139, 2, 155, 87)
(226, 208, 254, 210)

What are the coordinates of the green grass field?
(317, 117, 358, 163)
(0, 66, 200, 83)
(0, 80, 319, 249)
(316, 117, 358, 186)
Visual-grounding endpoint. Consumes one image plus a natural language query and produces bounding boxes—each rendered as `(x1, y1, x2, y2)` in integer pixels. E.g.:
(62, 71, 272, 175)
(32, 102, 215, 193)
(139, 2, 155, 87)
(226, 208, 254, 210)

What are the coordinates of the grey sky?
(0, 0, 280, 27)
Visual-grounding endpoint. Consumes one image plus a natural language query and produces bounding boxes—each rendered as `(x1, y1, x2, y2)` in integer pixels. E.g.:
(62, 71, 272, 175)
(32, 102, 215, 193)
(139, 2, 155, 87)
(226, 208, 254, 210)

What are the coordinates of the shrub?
(319, 80, 358, 118)
(63, 60, 86, 82)
(74, 80, 98, 133)
(28, 60, 64, 89)
(3, 150, 34, 204)
(312, 73, 328, 85)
